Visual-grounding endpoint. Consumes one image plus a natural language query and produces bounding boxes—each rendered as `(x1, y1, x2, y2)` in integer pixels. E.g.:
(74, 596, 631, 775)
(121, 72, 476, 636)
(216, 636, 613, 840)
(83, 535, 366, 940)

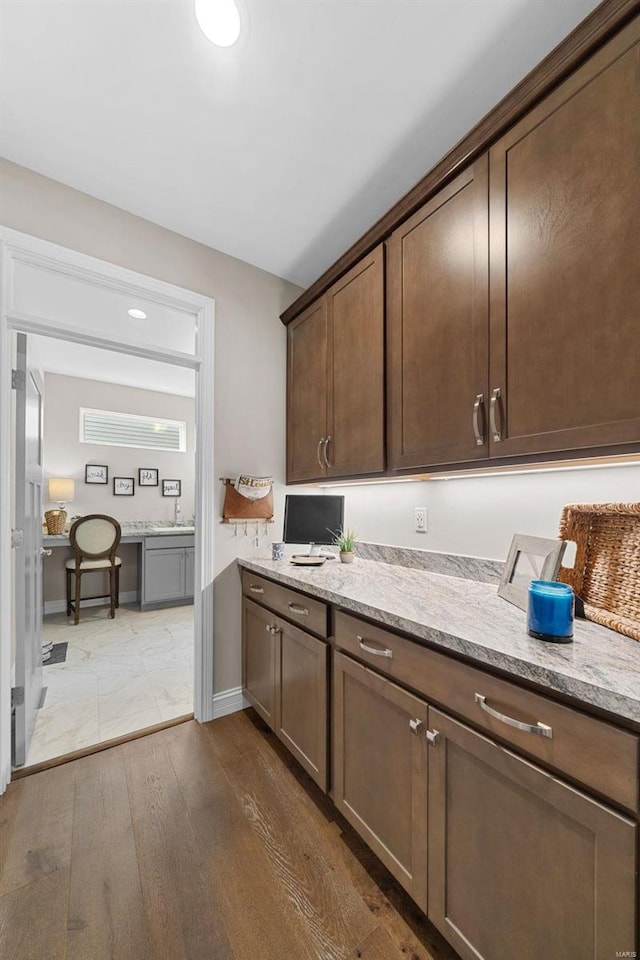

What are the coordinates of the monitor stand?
(293, 542, 336, 560)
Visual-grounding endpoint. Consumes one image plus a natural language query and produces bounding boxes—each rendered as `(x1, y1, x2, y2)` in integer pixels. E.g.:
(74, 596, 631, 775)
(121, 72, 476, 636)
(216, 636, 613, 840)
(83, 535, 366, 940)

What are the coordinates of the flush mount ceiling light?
(128, 308, 147, 320)
(195, 0, 241, 47)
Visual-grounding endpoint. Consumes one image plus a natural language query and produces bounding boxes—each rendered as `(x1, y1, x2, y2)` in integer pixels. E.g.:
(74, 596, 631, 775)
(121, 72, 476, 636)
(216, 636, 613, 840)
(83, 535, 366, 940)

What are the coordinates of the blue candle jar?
(527, 580, 574, 643)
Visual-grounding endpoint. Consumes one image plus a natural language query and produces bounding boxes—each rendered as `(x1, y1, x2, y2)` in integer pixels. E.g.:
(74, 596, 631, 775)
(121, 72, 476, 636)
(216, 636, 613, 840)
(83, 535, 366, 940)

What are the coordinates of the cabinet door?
(333, 652, 428, 910)
(242, 598, 278, 730)
(184, 546, 194, 600)
(326, 245, 385, 478)
(277, 619, 328, 791)
(287, 299, 328, 482)
(489, 19, 640, 458)
(387, 156, 489, 471)
(143, 548, 185, 604)
(428, 708, 637, 960)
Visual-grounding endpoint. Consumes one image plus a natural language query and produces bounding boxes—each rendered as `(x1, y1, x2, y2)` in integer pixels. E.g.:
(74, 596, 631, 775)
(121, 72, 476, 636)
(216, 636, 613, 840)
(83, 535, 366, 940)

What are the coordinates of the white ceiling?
(1, 0, 601, 287)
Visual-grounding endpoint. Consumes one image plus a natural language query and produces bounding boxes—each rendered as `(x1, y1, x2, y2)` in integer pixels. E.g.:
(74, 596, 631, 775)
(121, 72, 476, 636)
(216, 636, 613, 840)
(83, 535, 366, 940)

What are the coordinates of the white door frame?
(0, 226, 216, 793)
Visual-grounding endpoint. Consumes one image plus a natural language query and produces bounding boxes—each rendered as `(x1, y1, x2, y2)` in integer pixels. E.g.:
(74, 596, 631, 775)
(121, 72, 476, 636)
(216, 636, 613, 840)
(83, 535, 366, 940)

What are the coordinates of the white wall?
(330, 464, 640, 561)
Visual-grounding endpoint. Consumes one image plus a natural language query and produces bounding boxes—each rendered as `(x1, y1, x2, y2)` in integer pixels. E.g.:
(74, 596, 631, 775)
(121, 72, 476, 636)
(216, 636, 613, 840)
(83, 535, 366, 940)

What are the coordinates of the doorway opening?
(0, 228, 215, 791)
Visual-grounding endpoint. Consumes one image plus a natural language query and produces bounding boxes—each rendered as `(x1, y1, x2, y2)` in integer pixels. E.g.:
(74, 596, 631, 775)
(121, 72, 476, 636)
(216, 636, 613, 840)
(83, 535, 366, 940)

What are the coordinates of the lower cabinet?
(242, 598, 278, 729)
(332, 652, 429, 910)
(427, 707, 637, 960)
(140, 535, 195, 610)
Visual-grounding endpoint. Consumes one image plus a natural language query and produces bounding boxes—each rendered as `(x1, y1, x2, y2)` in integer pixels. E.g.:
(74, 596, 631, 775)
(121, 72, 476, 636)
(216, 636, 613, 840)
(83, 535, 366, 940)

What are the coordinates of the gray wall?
(1, 158, 301, 695)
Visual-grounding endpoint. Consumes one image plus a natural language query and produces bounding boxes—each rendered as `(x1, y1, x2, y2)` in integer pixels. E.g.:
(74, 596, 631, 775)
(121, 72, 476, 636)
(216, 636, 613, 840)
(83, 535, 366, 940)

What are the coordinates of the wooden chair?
(66, 515, 122, 624)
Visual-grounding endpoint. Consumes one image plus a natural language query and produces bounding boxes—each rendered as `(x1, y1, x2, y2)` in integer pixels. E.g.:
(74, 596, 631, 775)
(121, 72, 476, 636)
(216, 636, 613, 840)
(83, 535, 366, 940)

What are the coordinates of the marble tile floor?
(24, 603, 194, 767)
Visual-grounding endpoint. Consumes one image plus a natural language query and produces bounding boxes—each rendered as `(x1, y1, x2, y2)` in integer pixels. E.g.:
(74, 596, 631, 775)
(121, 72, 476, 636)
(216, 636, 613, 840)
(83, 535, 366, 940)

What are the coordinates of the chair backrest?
(70, 515, 121, 561)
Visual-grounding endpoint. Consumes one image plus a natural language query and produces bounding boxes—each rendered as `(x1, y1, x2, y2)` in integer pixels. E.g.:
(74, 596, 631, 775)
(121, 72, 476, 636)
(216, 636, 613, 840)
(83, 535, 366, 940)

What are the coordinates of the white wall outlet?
(414, 507, 427, 533)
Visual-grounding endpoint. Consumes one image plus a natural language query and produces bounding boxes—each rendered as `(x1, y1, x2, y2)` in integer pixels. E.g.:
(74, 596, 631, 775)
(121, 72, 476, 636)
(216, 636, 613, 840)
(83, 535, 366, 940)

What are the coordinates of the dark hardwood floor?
(0, 710, 459, 960)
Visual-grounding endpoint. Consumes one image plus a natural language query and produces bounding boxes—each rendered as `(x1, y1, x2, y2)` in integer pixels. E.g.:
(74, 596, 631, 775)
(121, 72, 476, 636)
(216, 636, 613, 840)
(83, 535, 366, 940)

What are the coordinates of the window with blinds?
(79, 408, 187, 452)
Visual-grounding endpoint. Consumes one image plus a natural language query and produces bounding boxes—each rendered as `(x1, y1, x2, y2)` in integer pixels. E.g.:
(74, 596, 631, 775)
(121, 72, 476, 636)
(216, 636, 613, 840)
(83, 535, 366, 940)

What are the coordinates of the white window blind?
(80, 408, 187, 452)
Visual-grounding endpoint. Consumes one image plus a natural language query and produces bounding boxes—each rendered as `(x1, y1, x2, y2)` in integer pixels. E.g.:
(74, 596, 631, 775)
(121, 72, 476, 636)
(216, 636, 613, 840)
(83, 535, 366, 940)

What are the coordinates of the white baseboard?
(212, 686, 249, 720)
(44, 590, 139, 616)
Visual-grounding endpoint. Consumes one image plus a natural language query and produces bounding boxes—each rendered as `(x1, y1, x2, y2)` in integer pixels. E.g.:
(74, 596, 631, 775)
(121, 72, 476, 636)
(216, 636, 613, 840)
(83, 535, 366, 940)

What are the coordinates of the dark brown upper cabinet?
(488, 17, 640, 459)
(387, 157, 489, 471)
(287, 245, 385, 483)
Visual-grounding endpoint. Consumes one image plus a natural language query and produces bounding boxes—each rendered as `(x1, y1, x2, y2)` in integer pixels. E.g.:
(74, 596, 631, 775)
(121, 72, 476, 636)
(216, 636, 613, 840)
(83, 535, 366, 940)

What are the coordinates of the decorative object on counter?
(221, 475, 274, 521)
(162, 479, 182, 497)
(113, 476, 135, 496)
(558, 502, 640, 642)
(498, 534, 566, 611)
(84, 464, 108, 484)
(272, 541, 285, 561)
(290, 556, 326, 567)
(333, 527, 358, 564)
(46, 477, 75, 534)
(138, 467, 159, 486)
(527, 580, 574, 643)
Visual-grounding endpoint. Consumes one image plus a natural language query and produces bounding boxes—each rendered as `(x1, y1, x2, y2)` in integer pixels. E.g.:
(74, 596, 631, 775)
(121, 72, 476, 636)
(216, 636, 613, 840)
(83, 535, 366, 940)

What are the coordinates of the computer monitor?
(283, 495, 344, 557)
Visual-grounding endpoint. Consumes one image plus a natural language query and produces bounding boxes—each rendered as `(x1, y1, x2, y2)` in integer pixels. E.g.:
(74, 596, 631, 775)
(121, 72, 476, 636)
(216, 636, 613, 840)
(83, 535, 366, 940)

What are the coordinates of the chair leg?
(66, 569, 72, 616)
(109, 566, 116, 619)
(115, 565, 120, 609)
(74, 570, 82, 625)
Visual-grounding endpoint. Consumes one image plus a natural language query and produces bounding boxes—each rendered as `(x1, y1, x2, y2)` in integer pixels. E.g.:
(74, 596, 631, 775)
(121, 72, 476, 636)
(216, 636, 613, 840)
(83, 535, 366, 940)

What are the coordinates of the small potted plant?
(333, 527, 358, 564)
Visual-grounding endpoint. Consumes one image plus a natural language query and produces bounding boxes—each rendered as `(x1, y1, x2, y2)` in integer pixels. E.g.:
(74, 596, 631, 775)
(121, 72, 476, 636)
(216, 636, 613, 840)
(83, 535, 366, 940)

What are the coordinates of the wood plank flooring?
(0, 709, 460, 960)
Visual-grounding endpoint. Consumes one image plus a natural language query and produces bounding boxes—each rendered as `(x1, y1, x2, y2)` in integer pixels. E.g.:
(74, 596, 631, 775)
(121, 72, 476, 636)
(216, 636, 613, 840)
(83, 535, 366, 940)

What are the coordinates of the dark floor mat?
(44, 642, 68, 666)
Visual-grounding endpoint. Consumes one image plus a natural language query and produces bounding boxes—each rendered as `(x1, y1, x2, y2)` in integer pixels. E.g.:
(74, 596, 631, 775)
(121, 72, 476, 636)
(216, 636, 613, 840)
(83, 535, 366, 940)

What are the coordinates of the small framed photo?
(498, 534, 567, 611)
(85, 464, 108, 485)
(113, 476, 135, 496)
(138, 468, 159, 487)
(162, 479, 181, 497)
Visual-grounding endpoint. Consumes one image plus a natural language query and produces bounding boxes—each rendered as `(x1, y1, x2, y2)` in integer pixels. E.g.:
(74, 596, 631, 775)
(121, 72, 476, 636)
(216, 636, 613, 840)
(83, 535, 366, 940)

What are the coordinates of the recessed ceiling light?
(195, 0, 241, 47)
(128, 308, 147, 320)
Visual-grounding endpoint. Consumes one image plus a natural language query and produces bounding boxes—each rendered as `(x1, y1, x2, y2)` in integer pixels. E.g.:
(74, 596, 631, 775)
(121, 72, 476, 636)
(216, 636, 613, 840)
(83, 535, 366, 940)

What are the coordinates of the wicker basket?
(557, 502, 640, 641)
(45, 509, 67, 535)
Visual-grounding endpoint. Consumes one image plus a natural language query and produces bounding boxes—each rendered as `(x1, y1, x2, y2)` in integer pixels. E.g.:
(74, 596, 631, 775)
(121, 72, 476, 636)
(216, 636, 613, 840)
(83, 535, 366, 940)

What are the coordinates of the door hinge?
(11, 368, 26, 391)
(11, 686, 25, 709)
(11, 528, 24, 549)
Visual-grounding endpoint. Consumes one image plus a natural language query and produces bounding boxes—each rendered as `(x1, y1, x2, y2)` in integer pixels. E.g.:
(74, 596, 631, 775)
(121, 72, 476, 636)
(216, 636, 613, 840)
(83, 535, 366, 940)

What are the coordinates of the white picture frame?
(498, 534, 567, 611)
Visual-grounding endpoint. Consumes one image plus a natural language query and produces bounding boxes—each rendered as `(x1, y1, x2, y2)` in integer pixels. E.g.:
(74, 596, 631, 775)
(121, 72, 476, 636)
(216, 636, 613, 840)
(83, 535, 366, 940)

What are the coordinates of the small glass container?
(527, 580, 574, 643)
(271, 541, 285, 561)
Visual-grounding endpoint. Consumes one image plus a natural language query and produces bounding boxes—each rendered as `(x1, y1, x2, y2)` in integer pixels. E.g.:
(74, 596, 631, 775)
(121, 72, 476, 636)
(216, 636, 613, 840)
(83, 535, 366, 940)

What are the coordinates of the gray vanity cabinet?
(141, 535, 195, 610)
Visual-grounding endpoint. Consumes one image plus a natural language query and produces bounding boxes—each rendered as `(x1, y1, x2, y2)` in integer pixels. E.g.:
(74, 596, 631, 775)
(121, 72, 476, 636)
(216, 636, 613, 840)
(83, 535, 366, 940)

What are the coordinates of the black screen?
(283, 495, 344, 545)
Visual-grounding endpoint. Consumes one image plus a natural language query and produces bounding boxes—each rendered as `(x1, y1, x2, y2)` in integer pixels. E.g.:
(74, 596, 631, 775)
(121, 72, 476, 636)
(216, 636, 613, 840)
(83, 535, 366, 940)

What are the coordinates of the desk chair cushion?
(65, 556, 122, 571)
(73, 517, 119, 555)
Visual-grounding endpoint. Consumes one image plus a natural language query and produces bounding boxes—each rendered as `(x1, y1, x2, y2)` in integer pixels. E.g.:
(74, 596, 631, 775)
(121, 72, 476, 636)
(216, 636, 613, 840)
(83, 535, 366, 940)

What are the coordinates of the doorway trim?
(0, 226, 215, 792)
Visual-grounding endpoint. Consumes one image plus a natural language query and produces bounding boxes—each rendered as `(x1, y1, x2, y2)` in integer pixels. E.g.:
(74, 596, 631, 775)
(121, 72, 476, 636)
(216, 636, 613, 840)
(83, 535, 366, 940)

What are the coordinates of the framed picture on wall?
(85, 464, 108, 484)
(138, 468, 159, 487)
(162, 479, 181, 497)
(113, 476, 135, 496)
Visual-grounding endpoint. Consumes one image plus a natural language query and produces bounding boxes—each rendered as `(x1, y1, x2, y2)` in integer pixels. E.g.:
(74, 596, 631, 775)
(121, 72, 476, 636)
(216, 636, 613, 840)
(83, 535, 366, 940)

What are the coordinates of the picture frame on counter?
(113, 476, 135, 496)
(498, 533, 567, 611)
(138, 467, 159, 487)
(85, 464, 108, 484)
(162, 479, 181, 497)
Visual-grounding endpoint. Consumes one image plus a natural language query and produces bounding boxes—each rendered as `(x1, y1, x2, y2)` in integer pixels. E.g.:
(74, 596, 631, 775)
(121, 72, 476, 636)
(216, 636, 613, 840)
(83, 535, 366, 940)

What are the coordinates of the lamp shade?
(48, 477, 75, 503)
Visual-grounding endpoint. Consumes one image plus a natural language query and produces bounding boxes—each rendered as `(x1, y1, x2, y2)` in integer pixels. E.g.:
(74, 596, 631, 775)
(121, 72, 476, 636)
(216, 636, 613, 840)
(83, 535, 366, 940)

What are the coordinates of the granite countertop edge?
(238, 556, 640, 726)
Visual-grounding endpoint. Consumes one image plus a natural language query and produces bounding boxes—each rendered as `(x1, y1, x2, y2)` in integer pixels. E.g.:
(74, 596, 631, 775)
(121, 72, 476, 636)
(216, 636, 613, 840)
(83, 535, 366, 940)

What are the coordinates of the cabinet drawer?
(335, 610, 639, 810)
(145, 535, 194, 550)
(242, 571, 328, 638)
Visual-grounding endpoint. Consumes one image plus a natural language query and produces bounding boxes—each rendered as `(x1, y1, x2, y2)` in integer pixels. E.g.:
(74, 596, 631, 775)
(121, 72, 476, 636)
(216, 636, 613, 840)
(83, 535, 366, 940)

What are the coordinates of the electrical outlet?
(414, 507, 427, 533)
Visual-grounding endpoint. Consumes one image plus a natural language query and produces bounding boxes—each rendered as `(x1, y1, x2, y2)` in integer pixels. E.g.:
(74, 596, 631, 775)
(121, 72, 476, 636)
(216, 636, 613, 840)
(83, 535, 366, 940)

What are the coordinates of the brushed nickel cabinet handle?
(40, 547, 53, 557)
(317, 438, 326, 469)
(409, 718, 423, 735)
(472, 393, 485, 446)
(357, 635, 393, 659)
(489, 387, 503, 442)
(475, 693, 553, 739)
(288, 602, 309, 616)
(323, 436, 332, 468)
(426, 729, 440, 745)
(250, 585, 265, 594)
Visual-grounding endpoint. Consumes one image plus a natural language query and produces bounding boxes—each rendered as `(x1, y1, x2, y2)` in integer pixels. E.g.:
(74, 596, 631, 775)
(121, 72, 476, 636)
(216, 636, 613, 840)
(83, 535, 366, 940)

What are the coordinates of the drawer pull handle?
(250, 585, 265, 594)
(288, 602, 309, 616)
(475, 693, 553, 739)
(409, 718, 423, 735)
(357, 636, 393, 659)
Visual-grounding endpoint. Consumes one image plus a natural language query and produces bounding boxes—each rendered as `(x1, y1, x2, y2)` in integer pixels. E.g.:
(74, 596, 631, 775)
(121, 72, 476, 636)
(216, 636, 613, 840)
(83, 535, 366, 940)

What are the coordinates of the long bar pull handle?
(472, 394, 485, 446)
(323, 436, 332, 469)
(357, 636, 394, 659)
(317, 438, 326, 469)
(249, 585, 265, 594)
(475, 693, 553, 739)
(409, 718, 423, 735)
(489, 387, 503, 442)
(288, 602, 309, 616)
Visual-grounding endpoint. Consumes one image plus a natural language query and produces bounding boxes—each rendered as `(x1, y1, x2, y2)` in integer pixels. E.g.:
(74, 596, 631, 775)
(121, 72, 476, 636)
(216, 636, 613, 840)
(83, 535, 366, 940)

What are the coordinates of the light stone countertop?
(238, 554, 640, 726)
(44, 521, 195, 543)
